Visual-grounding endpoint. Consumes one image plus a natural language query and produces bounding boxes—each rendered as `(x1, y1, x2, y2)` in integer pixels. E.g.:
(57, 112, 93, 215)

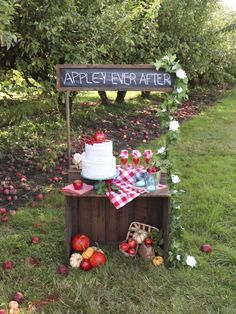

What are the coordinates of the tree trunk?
(98, 91, 111, 105)
(141, 91, 151, 98)
(115, 91, 127, 103)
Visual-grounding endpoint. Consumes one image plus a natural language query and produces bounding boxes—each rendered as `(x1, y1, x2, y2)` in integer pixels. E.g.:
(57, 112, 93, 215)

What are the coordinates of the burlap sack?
(138, 243, 155, 260)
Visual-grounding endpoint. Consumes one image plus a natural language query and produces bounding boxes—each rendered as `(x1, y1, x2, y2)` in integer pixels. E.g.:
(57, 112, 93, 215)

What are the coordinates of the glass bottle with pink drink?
(131, 150, 141, 169)
(143, 149, 153, 169)
(119, 150, 129, 169)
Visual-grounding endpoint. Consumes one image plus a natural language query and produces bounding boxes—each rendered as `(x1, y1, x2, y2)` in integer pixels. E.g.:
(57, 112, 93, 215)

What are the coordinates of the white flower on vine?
(176, 87, 183, 94)
(176, 255, 181, 261)
(163, 56, 169, 61)
(157, 147, 166, 154)
(161, 108, 167, 112)
(186, 255, 197, 268)
(171, 175, 181, 184)
(169, 120, 179, 132)
(176, 69, 187, 79)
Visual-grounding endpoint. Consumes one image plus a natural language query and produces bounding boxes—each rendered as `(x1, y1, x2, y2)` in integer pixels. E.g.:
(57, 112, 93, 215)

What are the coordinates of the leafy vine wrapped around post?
(154, 55, 189, 267)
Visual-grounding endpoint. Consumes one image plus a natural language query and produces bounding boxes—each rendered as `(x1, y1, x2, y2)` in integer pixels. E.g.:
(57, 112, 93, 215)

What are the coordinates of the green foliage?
(153, 54, 189, 265)
(0, 0, 17, 48)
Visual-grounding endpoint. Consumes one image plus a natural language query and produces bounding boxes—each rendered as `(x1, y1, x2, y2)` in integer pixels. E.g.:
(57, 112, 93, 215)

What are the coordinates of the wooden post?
(66, 91, 71, 168)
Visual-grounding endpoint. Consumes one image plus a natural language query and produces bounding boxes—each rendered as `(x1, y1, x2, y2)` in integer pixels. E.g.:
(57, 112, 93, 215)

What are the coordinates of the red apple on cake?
(94, 131, 106, 143)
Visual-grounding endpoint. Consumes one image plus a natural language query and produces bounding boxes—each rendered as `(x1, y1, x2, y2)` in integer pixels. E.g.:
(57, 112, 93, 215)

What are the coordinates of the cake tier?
(81, 157, 116, 180)
(85, 141, 113, 162)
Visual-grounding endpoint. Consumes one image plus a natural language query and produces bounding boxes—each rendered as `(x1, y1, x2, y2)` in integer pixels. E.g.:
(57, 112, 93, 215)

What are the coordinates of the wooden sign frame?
(56, 64, 174, 166)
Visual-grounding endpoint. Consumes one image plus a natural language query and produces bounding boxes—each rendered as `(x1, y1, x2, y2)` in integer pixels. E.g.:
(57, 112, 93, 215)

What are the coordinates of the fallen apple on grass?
(31, 236, 40, 244)
(200, 243, 212, 253)
(12, 292, 24, 304)
(58, 264, 69, 275)
(2, 260, 14, 270)
(35, 193, 44, 201)
(73, 180, 83, 190)
(0, 207, 7, 215)
(0, 309, 6, 314)
(1, 214, 8, 223)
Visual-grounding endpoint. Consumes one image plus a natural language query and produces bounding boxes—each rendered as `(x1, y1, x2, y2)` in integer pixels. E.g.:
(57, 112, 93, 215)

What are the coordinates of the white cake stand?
(81, 169, 120, 182)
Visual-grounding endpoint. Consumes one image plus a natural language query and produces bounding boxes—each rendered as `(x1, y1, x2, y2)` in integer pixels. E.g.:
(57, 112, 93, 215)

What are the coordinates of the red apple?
(58, 264, 69, 275)
(127, 248, 136, 255)
(31, 236, 40, 244)
(79, 259, 92, 271)
(73, 180, 83, 190)
(0, 309, 6, 314)
(12, 292, 24, 304)
(35, 193, 44, 201)
(0, 207, 7, 215)
(1, 214, 8, 223)
(119, 242, 129, 252)
(200, 244, 212, 253)
(2, 260, 13, 270)
(8, 301, 19, 310)
(144, 238, 153, 247)
(3, 189, 10, 195)
(94, 131, 106, 143)
(128, 239, 137, 249)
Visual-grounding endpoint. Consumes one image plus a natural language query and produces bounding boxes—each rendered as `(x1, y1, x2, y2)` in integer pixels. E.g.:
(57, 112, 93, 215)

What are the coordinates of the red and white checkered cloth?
(106, 165, 145, 209)
(106, 166, 166, 210)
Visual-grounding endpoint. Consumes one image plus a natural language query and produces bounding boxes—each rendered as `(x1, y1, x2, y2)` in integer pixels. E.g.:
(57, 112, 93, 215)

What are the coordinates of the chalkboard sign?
(56, 64, 174, 91)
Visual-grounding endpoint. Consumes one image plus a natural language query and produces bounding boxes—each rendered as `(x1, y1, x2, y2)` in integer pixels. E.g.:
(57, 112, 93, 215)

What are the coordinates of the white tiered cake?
(81, 140, 116, 180)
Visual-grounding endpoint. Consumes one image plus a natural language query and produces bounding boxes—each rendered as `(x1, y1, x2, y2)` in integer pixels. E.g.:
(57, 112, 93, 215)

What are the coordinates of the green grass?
(1, 88, 236, 313)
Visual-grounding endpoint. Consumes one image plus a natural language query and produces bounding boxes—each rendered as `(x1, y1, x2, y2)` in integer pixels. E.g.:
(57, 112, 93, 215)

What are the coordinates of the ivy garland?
(153, 55, 189, 267)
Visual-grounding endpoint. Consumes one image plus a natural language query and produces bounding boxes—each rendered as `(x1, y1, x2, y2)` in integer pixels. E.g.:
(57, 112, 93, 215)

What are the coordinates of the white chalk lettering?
(71, 72, 79, 84)
(86, 73, 93, 84)
(64, 72, 74, 85)
(111, 72, 119, 85)
(123, 73, 131, 85)
(129, 73, 137, 85)
(156, 73, 164, 86)
(164, 73, 171, 86)
(146, 74, 155, 85)
(100, 72, 107, 84)
(139, 73, 147, 85)
(92, 72, 101, 84)
(79, 72, 87, 84)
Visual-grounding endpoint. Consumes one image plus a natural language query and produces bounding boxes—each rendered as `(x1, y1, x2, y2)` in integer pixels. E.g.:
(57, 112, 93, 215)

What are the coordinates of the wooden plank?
(90, 197, 106, 242)
(162, 198, 170, 266)
(105, 199, 119, 242)
(118, 203, 131, 241)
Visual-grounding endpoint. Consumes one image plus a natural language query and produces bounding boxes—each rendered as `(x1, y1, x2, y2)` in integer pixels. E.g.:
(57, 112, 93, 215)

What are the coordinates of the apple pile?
(119, 239, 138, 256)
(70, 233, 107, 271)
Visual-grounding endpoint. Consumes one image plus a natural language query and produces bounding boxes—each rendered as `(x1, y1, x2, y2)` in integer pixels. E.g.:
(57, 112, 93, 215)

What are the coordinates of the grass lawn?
(0, 88, 236, 313)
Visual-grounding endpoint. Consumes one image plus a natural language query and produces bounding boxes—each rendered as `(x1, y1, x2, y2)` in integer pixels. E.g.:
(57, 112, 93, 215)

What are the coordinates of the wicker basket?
(126, 221, 159, 241)
(119, 222, 159, 257)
